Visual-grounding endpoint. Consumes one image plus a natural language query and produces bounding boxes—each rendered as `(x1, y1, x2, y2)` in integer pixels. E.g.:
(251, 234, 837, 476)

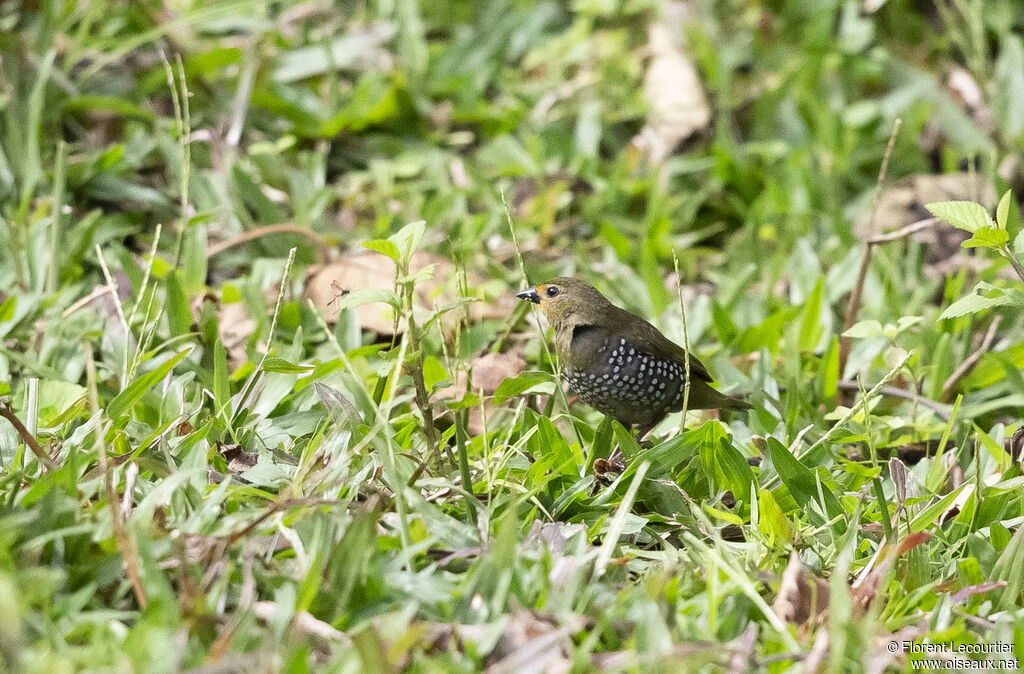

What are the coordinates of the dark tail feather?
(722, 395, 754, 411)
(686, 379, 754, 412)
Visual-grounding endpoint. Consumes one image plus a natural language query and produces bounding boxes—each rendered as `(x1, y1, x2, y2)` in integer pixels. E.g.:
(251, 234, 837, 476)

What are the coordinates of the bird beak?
(516, 288, 541, 304)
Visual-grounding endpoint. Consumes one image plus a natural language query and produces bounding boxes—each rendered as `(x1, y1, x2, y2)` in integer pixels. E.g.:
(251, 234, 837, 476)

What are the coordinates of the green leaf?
(389, 220, 426, 265)
(997, 189, 1013, 230)
(926, 200, 994, 233)
(798, 276, 823, 352)
(842, 319, 882, 339)
(822, 336, 839, 400)
(0, 295, 15, 322)
(766, 437, 844, 526)
(962, 226, 1009, 249)
(491, 370, 557, 405)
(757, 488, 791, 545)
(165, 272, 192, 338)
(422, 355, 448, 392)
(262, 358, 313, 374)
(716, 437, 755, 505)
(939, 283, 1012, 320)
(62, 95, 155, 122)
(36, 380, 87, 426)
(272, 25, 396, 83)
(908, 484, 966, 533)
(362, 239, 400, 262)
(107, 349, 190, 420)
(336, 288, 401, 312)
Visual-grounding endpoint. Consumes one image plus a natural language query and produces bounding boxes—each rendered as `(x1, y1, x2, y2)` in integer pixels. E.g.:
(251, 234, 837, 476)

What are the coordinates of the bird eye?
(546, 286, 559, 298)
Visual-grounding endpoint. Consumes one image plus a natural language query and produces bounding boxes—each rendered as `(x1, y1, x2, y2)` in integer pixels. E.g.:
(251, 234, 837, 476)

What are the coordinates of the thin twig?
(207, 223, 330, 262)
(0, 402, 58, 471)
(941, 314, 1002, 402)
(62, 285, 115, 318)
(867, 217, 938, 244)
(800, 351, 915, 459)
(835, 380, 951, 420)
(839, 119, 902, 377)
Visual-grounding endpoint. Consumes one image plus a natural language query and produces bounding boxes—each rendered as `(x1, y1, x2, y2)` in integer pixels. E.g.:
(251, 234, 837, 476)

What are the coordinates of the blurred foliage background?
(2, 0, 1024, 671)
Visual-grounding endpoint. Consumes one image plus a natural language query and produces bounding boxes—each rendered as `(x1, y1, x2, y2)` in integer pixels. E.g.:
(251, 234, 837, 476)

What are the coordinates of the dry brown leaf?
(432, 350, 528, 435)
(304, 250, 405, 334)
(726, 623, 758, 674)
(304, 250, 512, 335)
(217, 443, 259, 475)
(484, 610, 581, 674)
(946, 66, 995, 134)
(218, 301, 258, 368)
(772, 552, 829, 626)
(471, 351, 527, 392)
(802, 627, 830, 674)
(188, 290, 262, 369)
(631, 8, 710, 164)
(866, 623, 929, 674)
(253, 601, 350, 643)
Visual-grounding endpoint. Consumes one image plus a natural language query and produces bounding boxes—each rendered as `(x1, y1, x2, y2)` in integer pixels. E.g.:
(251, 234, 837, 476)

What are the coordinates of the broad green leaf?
(389, 220, 426, 264)
(36, 380, 87, 426)
(62, 95, 155, 122)
(939, 283, 1012, 320)
(997, 189, 1013, 230)
(272, 24, 396, 82)
(422, 355, 449, 392)
(0, 295, 14, 322)
(926, 200, 993, 233)
(843, 319, 882, 339)
(961, 226, 1009, 249)
(703, 503, 743, 525)
(492, 370, 557, 404)
(766, 437, 843, 524)
(716, 437, 755, 505)
(822, 336, 839, 400)
(337, 288, 401, 312)
(362, 239, 400, 262)
(757, 488, 792, 545)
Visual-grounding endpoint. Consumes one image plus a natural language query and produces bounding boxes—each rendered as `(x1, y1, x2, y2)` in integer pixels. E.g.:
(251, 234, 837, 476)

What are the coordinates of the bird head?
(515, 277, 609, 328)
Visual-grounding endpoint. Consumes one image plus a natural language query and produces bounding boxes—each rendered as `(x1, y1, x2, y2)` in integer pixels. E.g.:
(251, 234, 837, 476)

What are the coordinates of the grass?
(2, 0, 1024, 671)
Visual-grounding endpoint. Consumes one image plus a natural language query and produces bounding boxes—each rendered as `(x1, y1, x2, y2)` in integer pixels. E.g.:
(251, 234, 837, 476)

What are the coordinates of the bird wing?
(610, 305, 714, 382)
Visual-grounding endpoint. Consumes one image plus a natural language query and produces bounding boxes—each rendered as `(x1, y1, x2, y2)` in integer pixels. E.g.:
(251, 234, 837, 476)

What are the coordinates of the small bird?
(516, 277, 750, 436)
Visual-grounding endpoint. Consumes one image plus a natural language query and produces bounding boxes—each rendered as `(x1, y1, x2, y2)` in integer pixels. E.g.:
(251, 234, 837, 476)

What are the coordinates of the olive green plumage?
(516, 277, 751, 433)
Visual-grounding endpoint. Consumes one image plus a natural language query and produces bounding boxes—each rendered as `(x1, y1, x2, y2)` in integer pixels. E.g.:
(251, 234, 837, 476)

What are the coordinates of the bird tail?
(685, 379, 754, 412)
(720, 394, 754, 411)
